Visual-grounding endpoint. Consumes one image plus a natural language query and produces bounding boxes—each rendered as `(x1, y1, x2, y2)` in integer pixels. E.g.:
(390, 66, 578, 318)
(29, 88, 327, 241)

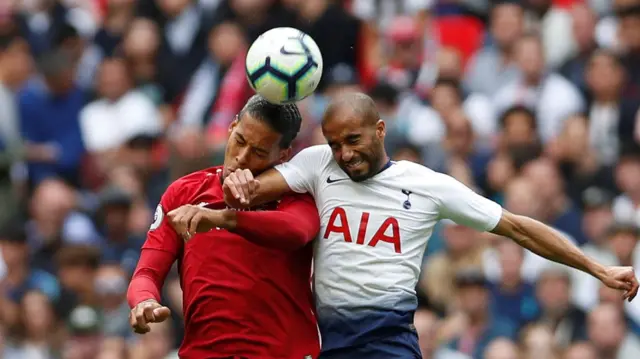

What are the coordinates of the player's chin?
(345, 165, 370, 182)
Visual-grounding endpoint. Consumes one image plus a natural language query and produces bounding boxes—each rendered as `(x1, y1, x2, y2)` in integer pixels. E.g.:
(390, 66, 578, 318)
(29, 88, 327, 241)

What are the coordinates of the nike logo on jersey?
(326, 176, 348, 184)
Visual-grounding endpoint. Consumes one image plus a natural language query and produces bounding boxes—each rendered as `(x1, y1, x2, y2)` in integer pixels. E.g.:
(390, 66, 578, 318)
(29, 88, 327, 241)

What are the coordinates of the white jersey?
(275, 145, 502, 350)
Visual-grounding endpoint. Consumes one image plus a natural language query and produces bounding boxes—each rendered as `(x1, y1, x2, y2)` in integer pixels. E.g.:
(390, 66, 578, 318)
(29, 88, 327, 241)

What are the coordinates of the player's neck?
(374, 154, 391, 175)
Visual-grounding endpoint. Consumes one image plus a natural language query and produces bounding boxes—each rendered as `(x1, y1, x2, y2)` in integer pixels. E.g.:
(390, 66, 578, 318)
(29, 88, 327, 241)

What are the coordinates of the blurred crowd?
(1, 0, 640, 358)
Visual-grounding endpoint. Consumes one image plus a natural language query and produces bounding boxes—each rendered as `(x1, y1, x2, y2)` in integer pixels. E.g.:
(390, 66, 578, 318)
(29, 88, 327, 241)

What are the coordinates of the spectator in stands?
(520, 324, 561, 359)
(588, 303, 640, 359)
(532, 265, 587, 347)
(562, 342, 599, 359)
(446, 270, 516, 359)
(0, 222, 59, 330)
(483, 338, 519, 359)
(96, 185, 144, 275)
(27, 179, 100, 274)
(121, 18, 163, 104)
(80, 57, 161, 178)
(464, 0, 523, 97)
(614, 0, 640, 101)
(523, 0, 575, 69)
(55, 245, 101, 316)
(559, 3, 598, 97)
(62, 305, 103, 359)
(95, 263, 130, 339)
(572, 187, 618, 311)
(612, 142, 640, 225)
(585, 50, 640, 163)
(0, 32, 31, 227)
(497, 106, 541, 165)
(493, 33, 584, 143)
(6, 289, 60, 359)
(421, 220, 485, 313)
(547, 115, 617, 206)
(414, 308, 471, 359)
(489, 239, 539, 329)
(19, 49, 86, 188)
(522, 158, 587, 245)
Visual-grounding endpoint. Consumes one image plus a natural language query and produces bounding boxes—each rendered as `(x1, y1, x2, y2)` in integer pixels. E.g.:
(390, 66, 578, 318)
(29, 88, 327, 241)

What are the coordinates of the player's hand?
(130, 299, 171, 334)
(600, 266, 639, 302)
(167, 205, 221, 240)
(223, 169, 260, 207)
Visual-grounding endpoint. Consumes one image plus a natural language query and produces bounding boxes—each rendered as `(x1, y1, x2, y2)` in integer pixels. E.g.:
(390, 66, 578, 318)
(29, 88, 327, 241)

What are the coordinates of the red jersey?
(127, 167, 321, 359)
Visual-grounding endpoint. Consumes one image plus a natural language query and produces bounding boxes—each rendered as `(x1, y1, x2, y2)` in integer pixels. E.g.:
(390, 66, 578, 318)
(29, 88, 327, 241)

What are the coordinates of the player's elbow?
(491, 211, 531, 245)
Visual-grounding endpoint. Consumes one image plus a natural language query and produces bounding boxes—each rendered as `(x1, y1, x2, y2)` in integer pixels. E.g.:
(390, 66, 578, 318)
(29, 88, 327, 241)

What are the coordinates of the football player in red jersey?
(127, 95, 321, 359)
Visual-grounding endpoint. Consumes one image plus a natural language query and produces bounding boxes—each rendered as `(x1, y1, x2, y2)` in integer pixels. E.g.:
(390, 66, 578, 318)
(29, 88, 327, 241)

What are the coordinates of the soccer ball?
(245, 27, 323, 105)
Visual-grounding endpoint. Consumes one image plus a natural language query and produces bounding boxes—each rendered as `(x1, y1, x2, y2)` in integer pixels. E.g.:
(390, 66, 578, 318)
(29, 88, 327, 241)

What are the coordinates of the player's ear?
(278, 147, 292, 163)
(228, 115, 239, 134)
(376, 119, 386, 139)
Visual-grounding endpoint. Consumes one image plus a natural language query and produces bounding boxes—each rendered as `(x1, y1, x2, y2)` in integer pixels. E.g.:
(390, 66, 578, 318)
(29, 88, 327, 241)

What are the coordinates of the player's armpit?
(231, 193, 320, 251)
(127, 248, 176, 308)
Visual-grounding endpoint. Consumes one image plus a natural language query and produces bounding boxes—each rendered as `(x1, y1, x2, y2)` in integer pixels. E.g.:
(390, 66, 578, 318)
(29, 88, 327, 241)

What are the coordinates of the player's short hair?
(237, 95, 302, 149)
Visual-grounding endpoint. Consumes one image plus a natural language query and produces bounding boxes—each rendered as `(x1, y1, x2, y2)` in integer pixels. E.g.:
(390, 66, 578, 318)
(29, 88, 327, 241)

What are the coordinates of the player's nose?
(235, 148, 251, 166)
(340, 146, 355, 162)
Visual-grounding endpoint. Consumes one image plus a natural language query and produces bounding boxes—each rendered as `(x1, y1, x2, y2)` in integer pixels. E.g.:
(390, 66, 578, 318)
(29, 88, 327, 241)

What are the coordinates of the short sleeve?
(275, 145, 331, 196)
(142, 183, 183, 256)
(434, 173, 503, 232)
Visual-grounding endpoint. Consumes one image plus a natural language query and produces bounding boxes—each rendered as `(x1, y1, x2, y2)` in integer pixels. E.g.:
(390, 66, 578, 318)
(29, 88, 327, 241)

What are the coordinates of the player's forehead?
(322, 107, 367, 138)
(235, 113, 282, 150)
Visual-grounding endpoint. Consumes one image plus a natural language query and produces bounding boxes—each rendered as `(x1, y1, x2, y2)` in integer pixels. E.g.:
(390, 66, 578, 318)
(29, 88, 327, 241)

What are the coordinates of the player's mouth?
(345, 159, 364, 169)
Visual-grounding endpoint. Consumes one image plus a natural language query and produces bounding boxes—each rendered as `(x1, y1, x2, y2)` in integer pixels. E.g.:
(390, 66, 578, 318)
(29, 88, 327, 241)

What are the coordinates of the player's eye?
(236, 137, 246, 146)
(253, 148, 268, 158)
(346, 136, 360, 145)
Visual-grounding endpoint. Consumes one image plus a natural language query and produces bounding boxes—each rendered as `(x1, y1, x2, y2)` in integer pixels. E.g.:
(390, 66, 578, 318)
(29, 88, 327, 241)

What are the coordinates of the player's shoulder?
(164, 167, 222, 201)
(391, 161, 459, 190)
(296, 144, 333, 161)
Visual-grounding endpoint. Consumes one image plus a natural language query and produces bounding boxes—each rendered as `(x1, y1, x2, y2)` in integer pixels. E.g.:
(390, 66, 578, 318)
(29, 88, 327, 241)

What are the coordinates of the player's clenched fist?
(223, 169, 260, 207)
(130, 299, 171, 334)
(167, 205, 222, 240)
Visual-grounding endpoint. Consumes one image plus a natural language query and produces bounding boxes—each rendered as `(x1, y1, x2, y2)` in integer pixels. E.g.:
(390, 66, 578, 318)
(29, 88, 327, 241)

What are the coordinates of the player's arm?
(168, 194, 320, 251)
(491, 211, 638, 301)
(127, 185, 183, 333)
(434, 172, 639, 302)
(224, 145, 329, 208)
(224, 168, 291, 208)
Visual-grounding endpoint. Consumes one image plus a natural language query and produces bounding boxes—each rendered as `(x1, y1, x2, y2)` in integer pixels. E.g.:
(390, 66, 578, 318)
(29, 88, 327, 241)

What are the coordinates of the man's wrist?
(589, 261, 608, 281)
(212, 209, 237, 231)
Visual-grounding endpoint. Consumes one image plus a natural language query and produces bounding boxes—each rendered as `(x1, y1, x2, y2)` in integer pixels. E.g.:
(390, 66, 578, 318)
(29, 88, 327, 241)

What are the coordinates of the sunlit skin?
(222, 113, 290, 181)
(321, 96, 389, 182)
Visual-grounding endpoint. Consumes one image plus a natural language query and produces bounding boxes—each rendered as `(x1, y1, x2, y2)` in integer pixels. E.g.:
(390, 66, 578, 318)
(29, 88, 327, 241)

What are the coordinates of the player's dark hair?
(499, 105, 537, 131)
(237, 94, 302, 149)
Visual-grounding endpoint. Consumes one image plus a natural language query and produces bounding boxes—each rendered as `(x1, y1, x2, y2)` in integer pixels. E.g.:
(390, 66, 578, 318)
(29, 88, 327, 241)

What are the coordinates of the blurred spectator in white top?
(523, 0, 575, 69)
(464, 0, 523, 97)
(80, 57, 161, 177)
(493, 33, 584, 143)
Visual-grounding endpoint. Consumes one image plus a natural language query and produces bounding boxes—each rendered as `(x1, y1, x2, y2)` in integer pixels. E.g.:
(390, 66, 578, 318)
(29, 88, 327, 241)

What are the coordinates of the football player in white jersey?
(173, 93, 639, 359)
